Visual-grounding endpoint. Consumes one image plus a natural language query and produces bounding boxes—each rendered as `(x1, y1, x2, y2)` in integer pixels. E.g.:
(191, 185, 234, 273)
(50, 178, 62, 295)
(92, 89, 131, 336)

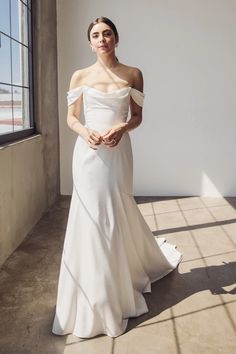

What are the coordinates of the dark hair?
(87, 16, 119, 43)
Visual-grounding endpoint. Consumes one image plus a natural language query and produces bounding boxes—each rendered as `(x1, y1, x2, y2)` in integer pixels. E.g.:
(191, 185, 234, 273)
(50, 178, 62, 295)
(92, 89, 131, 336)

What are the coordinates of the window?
(0, 0, 35, 145)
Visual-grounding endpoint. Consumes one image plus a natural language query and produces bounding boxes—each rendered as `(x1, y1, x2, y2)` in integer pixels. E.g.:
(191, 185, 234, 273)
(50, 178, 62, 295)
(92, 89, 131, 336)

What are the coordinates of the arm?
(123, 67, 144, 132)
(67, 70, 102, 149)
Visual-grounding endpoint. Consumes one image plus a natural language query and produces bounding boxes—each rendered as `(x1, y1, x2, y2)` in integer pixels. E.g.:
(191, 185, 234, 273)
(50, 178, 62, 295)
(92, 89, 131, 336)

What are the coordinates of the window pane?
(0, 0, 33, 143)
(0, 0, 10, 35)
(0, 84, 13, 134)
(11, 0, 28, 45)
(12, 40, 29, 87)
(0, 33, 11, 84)
(12, 86, 30, 131)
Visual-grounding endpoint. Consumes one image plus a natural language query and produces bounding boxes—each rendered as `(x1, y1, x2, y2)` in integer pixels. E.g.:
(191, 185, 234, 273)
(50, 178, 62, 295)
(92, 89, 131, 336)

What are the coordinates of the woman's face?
(89, 22, 117, 55)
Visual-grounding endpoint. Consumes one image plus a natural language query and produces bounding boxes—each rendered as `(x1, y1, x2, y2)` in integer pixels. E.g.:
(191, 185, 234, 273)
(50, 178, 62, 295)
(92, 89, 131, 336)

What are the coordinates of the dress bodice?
(67, 86, 145, 133)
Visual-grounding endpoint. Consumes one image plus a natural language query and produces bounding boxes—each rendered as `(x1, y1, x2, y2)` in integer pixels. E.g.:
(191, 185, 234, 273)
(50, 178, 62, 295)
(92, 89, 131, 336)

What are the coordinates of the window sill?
(0, 133, 42, 150)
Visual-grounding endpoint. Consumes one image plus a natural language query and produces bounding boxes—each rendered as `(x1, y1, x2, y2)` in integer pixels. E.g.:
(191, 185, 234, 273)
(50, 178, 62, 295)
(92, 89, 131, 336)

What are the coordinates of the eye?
(104, 30, 112, 36)
(92, 33, 99, 38)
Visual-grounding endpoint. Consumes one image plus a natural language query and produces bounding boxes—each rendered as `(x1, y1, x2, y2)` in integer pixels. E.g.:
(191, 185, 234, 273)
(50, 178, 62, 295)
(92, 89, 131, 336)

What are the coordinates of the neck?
(96, 53, 118, 70)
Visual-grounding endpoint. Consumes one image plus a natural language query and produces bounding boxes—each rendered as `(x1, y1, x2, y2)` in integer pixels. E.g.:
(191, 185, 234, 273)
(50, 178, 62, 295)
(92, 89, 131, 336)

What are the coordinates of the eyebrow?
(91, 29, 112, 35)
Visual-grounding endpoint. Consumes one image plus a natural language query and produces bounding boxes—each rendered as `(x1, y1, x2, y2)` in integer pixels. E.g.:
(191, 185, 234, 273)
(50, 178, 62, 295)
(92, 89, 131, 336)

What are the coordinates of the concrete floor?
(0, 196, 236, 354)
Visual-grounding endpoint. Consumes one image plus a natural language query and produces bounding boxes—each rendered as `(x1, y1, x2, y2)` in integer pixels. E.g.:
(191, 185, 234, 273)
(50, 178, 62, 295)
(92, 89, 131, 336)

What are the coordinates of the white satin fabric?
(52, 86, 182, 338)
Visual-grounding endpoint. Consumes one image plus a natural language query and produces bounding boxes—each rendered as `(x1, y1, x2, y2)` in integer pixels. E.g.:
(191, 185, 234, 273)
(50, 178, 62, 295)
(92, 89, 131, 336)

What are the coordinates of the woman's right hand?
(82, 127, 102, 150)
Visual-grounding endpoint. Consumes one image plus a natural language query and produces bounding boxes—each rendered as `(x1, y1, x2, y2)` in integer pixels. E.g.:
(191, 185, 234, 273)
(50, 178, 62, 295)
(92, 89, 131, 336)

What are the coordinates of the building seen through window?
(0, 0, 34, 144)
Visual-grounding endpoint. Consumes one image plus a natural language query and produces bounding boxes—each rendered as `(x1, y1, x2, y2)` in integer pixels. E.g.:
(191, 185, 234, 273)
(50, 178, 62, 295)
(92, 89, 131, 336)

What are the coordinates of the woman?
(52, 17, 182, 339)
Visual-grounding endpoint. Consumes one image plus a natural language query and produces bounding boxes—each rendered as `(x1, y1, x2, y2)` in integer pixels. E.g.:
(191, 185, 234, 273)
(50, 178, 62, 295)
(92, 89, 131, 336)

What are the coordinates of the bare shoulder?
(131, 67, 143, 91)
(68, 65, 95, 90)
(119, 63, 143, 91)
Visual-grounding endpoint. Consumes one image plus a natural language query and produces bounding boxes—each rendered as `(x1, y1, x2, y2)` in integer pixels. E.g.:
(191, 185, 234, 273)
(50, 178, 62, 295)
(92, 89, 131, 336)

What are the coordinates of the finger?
(88, 139, 98, 148)
(91, 137, 101, 144)
(92, 135, 101, 142)
(88, 142, 98, 150)
(103, 135, 116, 144)
(103, 131, 114, 140)
(89, 135, 99, 143)
(108, 138, 119, 147)
(102, 138, 109, 145)
(89, 135, 101, 144)
(104, 139, 116, 146)
(103, 138, 113, 144)
(102, 130, 110, 138)
(92, 131, 102, 139)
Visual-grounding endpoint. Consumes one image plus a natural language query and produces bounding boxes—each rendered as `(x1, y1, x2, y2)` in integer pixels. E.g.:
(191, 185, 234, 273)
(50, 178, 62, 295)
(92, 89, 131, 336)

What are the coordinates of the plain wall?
(0, 136, 47, 265)
(57, 0, 236, 197)
(0, 0, 60, 266)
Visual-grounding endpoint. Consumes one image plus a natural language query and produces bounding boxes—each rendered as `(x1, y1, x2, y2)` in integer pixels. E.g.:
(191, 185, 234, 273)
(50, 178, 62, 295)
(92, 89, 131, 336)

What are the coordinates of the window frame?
(0, 0, 36, 145)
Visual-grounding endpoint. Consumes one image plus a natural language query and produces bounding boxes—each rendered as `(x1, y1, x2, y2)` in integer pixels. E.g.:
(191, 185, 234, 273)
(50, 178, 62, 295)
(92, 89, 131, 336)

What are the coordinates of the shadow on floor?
(126, 261, 236, 332)
(0, 196, 235, 353)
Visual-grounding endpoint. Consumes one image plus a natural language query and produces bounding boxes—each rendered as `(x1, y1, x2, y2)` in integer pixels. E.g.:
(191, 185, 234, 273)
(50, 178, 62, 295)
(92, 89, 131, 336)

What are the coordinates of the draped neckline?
(68, 85, 144, 95)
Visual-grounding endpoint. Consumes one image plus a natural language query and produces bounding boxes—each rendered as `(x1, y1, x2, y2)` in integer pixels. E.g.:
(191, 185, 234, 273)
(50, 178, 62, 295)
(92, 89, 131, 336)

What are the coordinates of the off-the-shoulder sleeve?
(67, 86, 83, 106)
(130, 87, 145, 107)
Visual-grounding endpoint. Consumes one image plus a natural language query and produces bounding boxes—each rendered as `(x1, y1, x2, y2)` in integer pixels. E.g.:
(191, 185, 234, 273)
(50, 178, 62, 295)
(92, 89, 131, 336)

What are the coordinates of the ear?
(115, 35, 119, 45)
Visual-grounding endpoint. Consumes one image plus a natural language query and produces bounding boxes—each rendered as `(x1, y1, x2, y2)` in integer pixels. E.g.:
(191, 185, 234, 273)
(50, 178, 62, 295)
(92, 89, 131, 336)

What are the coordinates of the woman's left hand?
(102, 123, 128, 147)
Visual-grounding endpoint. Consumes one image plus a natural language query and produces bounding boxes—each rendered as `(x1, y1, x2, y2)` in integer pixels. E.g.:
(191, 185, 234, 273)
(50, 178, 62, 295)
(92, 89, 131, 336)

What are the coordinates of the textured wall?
(57, 0, 236, 197)
(33, 0, 60, 207)
(0, 0, 60, 266)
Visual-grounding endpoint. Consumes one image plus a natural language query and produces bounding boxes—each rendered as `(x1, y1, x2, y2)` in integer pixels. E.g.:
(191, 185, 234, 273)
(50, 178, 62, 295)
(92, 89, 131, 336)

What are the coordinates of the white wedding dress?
(52, 85, 182, 338)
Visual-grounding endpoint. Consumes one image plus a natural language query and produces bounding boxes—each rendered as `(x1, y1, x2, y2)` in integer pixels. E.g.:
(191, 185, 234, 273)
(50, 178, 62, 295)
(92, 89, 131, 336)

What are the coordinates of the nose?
(99, 34, 105, 42)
